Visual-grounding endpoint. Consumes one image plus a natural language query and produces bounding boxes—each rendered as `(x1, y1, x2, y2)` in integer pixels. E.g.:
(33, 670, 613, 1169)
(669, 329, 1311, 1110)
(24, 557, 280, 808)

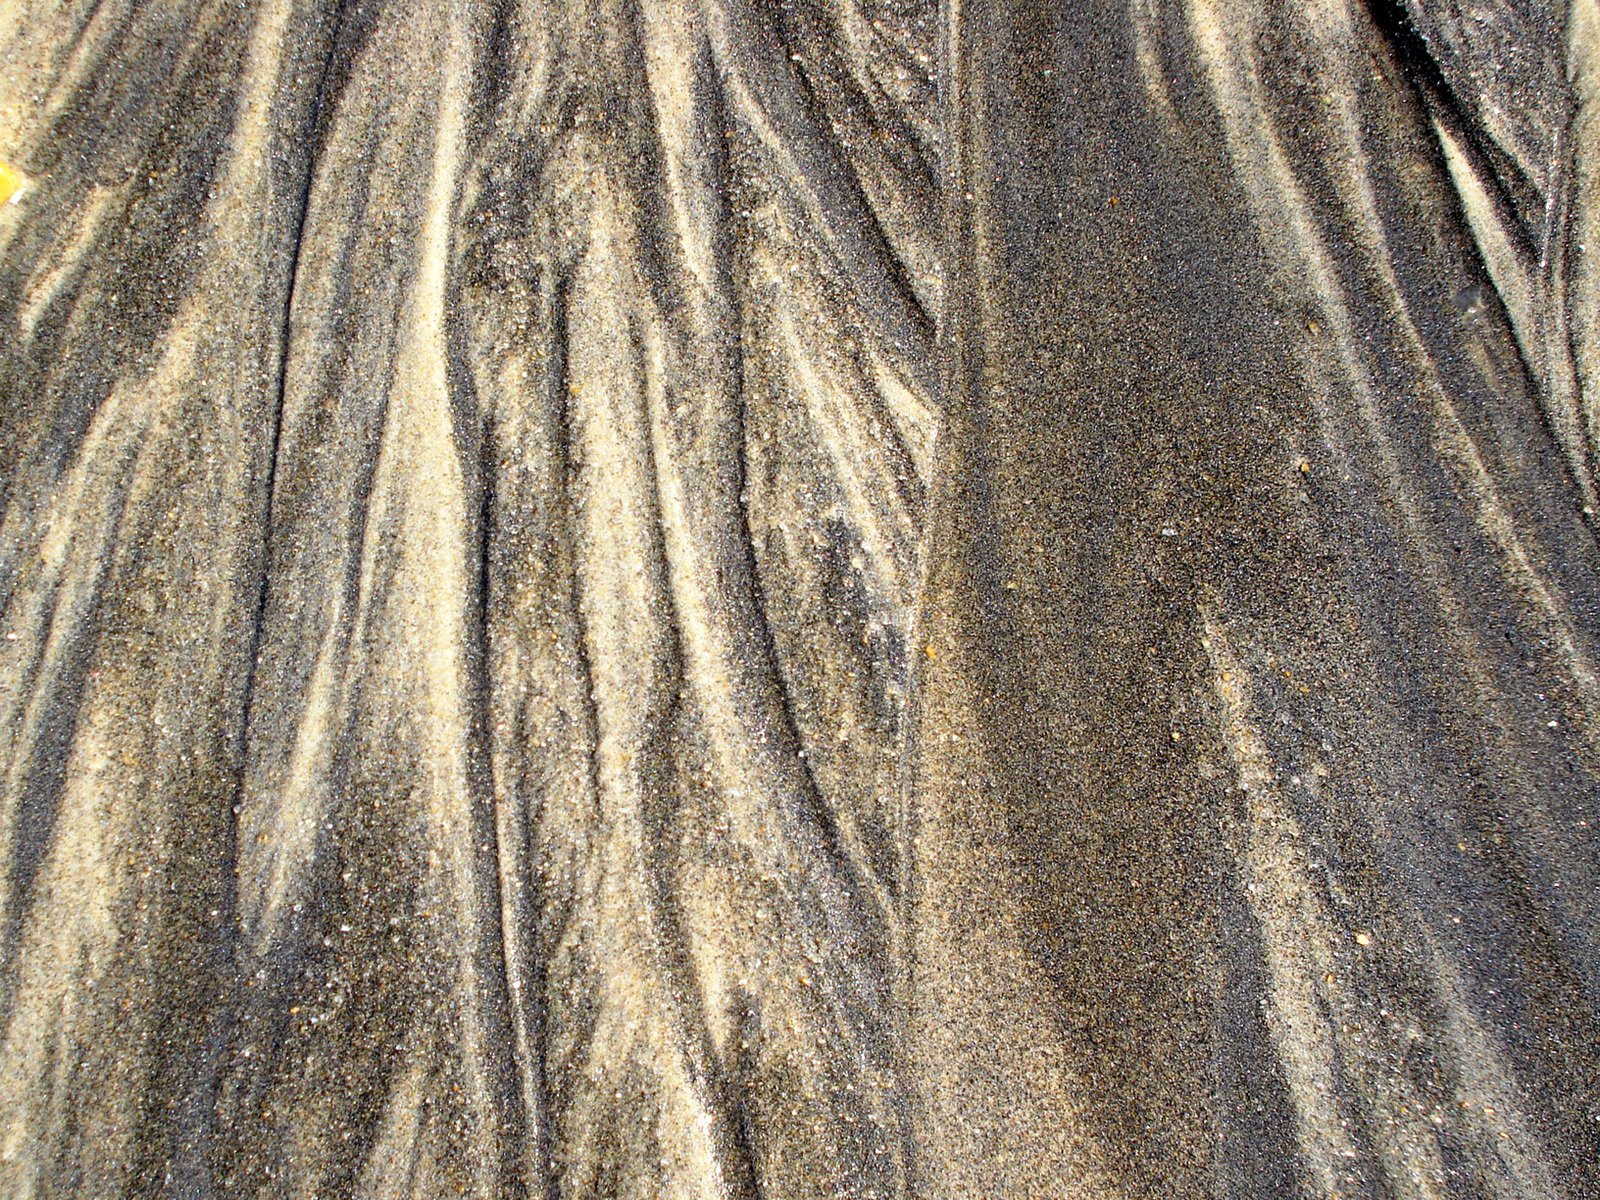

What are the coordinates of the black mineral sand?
(0, 2, 1596, 1198)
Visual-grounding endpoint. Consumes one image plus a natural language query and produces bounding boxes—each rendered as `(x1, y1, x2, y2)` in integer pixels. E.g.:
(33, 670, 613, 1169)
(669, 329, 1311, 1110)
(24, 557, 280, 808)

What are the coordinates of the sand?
(0, 1, 1595, 1197)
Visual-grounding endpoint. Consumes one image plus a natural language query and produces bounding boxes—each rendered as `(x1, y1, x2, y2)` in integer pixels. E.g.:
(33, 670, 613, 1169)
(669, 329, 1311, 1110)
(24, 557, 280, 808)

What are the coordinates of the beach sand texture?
(0, 1, 1597, 1197)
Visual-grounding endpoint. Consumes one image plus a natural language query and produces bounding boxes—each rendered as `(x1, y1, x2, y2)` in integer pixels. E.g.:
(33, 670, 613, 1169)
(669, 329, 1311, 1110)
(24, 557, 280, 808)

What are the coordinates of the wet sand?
(0, 1, 1596, 1197)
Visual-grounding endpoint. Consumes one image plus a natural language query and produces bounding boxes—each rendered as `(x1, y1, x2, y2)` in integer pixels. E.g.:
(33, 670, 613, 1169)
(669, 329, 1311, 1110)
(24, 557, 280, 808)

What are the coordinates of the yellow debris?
(0, 161, 27, 205)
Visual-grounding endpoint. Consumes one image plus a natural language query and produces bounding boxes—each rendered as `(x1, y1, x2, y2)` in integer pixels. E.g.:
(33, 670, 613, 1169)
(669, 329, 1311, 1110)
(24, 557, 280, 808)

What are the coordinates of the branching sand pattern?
(0, 2, 1596, 1197)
